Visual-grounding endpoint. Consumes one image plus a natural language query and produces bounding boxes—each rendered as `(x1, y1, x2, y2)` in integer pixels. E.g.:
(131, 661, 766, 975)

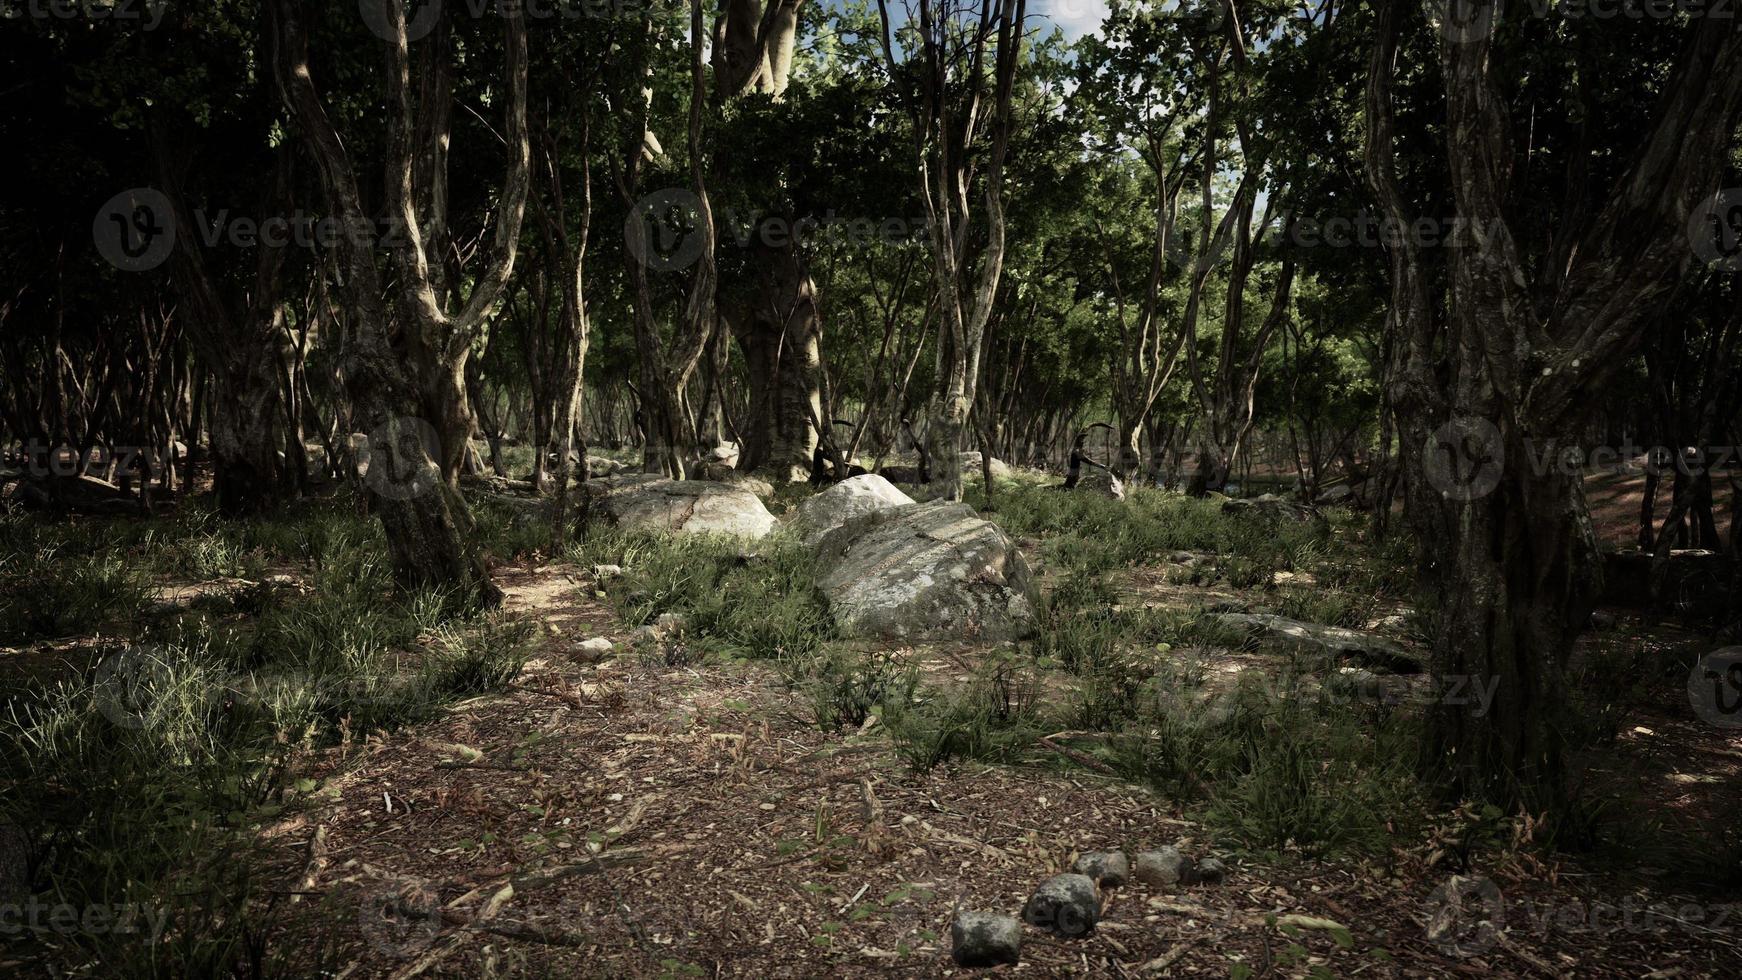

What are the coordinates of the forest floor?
(2, 471, 1739, 978)
(251, 560, 1742, 979)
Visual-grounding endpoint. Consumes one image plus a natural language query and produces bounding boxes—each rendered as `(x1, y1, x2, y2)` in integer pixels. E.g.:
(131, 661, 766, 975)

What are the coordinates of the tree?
(876, 0, 1028, 500)
(1365, 1, 1742, 807)
(267, 0, 532, 605)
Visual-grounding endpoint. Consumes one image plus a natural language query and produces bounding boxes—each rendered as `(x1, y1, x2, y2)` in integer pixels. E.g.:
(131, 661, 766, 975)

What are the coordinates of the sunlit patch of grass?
(567, 526, 836, 663)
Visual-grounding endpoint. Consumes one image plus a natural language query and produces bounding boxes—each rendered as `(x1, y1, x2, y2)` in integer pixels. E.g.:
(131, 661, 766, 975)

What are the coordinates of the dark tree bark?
(1364, 2, 1742, 808)
(268, 0, 531, 606)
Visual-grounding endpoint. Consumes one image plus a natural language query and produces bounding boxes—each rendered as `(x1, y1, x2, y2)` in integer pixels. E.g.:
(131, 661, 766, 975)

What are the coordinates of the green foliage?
(570, 527, 836, 662)
(0, 508, 533, 976)
(800, 648, 918, 732)
(0, 541, 149, 644)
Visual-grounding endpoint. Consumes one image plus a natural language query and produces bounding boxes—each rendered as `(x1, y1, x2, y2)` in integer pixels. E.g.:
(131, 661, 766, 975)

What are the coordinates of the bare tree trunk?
(269, 0, 529, 607)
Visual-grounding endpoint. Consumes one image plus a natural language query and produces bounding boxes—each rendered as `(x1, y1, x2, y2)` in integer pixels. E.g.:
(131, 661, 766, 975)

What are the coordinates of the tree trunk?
(734, 225, 822, 482)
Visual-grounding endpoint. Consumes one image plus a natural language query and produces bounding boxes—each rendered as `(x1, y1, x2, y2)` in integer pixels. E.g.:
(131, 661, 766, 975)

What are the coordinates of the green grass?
(973, 482, 1408, 592)
(0, 501, 535, 976)
(568, 526, 836, 663)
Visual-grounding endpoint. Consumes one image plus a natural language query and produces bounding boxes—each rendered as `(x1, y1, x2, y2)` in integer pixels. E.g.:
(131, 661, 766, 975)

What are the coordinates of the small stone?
(577, 637, 613, 655)
(950, 910, 1021, 967)
(654, 612, 685, 633)
(1021, 873, 1099, 938)
(1589, 610, 1617, 631)
(1195, 856, 1228, 884)
(1071, 850, 1130, 888)
(1134, 847, 1195, 888)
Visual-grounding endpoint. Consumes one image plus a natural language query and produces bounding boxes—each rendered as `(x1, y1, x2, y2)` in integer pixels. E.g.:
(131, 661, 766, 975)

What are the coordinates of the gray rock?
(722, 473, 775, 499)
(692, 459, 737, 482)
(1313, 483, 1354, 506)
(950, 910, 1021, 967)
(586, 476, 777, 540)
(655, 612, 685, 634)
(959, 451, 1013, 480)
(1071, 851, 1129, 888)
(1073, 468, 1125, 500)
(586, 455, 626, 478)
(1589, 610, 1617, 631)
(1021, 873, 1099, 937)
(577, 637, 613, 656)
(811, 500, 1040, 642)
(1194, 856, 1228, 884)
(1222, 493, 1318, 524)
(1217, 612, 1423, 674)
(1134, 847, 1194, 888)
(786, 474, 915, 545)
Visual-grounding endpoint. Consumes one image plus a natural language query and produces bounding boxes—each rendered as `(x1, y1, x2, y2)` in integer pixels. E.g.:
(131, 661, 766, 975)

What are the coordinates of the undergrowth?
(0, 501, 535, 976)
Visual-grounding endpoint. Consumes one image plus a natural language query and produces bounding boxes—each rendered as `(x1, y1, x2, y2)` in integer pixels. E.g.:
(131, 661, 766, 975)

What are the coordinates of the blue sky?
(1034, 0, 1111, 38)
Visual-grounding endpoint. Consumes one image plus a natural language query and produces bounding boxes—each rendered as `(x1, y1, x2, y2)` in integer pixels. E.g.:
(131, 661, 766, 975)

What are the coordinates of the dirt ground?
(258, 560, 1742, 979)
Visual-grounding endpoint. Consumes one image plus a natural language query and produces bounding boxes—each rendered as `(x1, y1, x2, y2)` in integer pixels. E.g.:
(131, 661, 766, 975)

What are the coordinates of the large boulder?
(586, 455, 627, 478)
(786, 474, 914, 545)
(959, 451, 1013, 480)
(1073, 468, 1125, 500)
(585, 475, 777, 540)
(812, 499, 1040, 641)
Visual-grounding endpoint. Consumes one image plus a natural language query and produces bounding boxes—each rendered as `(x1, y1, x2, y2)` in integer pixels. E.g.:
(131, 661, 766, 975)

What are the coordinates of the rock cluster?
(949, 845, 1231, 968)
